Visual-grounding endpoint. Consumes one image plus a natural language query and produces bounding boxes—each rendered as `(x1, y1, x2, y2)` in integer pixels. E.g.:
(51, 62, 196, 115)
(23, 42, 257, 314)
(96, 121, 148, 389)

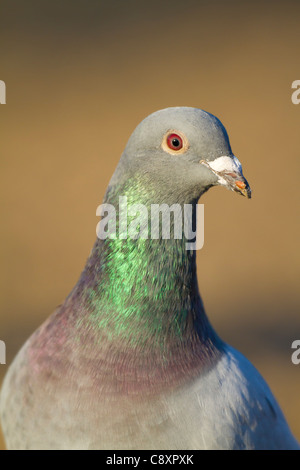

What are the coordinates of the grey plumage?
(0, 107, 298, 450)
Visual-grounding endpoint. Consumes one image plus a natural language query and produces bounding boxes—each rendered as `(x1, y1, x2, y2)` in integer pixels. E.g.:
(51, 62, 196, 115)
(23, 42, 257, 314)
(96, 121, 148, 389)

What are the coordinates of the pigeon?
(1, 107, 299, 450)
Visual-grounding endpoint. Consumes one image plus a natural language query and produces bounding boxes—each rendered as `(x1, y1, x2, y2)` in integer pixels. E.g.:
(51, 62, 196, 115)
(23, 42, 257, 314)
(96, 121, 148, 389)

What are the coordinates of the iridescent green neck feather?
(66, 174, 222, 359)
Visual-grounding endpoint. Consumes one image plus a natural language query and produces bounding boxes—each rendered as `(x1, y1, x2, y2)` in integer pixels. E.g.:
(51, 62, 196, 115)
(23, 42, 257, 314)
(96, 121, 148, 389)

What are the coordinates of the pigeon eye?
(162, 130, 188, 155)
(167, 133, 183, 151)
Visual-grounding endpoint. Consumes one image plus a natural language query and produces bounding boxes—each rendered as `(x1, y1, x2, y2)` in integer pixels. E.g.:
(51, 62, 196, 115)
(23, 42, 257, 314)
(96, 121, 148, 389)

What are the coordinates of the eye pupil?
(166, 133, 184, 151)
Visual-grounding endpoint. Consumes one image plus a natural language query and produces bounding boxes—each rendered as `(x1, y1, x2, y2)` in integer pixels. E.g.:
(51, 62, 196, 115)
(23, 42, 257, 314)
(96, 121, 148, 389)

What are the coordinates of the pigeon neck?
(66, 176, 223, 379)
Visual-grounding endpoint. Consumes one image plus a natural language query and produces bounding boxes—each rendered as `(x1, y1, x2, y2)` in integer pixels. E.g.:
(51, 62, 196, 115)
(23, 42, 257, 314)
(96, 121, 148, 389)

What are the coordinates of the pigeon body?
(1, 107, 299, 450)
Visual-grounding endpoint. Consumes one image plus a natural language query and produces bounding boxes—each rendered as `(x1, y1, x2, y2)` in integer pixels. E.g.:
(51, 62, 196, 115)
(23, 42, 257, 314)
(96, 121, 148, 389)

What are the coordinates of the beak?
(200, 155, 251, 199)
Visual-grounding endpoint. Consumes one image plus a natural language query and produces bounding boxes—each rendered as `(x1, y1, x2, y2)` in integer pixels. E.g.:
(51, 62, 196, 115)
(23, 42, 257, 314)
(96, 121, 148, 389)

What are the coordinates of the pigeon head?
(111, 107, 251, 203)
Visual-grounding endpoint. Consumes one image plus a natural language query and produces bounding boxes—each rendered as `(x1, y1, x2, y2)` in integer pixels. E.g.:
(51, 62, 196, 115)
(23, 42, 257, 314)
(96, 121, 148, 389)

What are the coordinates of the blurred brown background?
(0, 0, 299, 449)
